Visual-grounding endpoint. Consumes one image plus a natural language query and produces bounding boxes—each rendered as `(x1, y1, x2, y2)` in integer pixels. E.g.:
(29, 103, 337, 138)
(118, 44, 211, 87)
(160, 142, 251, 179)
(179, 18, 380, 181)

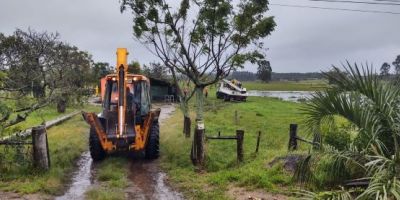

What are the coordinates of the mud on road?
(125, 104, 183, 200)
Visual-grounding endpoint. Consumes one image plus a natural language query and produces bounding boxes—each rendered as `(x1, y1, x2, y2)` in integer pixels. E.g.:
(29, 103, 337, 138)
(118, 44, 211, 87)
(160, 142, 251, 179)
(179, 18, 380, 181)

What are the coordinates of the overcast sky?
(0, 0, 399, 73)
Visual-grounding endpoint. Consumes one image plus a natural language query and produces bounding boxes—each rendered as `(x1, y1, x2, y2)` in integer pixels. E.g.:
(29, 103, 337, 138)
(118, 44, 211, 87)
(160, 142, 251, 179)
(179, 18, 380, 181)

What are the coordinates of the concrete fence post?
(32, 125, 50, 170)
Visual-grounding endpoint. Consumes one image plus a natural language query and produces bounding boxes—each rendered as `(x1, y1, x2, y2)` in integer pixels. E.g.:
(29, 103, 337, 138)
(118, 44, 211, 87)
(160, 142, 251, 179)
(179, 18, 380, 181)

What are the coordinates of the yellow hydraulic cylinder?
(116, 48, 129, 137)
(116, 48, 129, 72)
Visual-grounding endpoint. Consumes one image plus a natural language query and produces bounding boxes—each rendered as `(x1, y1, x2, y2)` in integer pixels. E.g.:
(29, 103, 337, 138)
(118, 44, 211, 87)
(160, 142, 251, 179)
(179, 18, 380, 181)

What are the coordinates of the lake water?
(247, 90, 314, 102)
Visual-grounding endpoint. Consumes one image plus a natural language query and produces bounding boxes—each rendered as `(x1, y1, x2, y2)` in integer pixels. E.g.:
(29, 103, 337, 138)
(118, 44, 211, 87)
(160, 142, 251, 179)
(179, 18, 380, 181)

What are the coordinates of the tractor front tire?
(145, 121, 160, 159)
(89, 127, 106, 161)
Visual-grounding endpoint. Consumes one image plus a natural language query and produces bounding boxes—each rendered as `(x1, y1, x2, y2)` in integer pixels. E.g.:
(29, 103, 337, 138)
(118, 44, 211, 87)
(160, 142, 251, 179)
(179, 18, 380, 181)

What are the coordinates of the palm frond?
(294, 188, 354, 200)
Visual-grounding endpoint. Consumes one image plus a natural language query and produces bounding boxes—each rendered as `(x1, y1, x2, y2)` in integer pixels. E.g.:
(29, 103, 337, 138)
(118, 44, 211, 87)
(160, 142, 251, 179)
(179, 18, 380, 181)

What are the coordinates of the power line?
(373, 0, 400, 2)
(270, 3, 400, 15)
(306, 0, 400, 6)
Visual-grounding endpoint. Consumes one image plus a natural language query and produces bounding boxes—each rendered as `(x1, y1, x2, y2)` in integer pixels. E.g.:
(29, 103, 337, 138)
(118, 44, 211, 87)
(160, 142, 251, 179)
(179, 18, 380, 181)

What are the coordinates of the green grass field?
(160, 96, 311, 199)
(243, 80, 327, 91)
(0, 104, 100, 195)
(3, 105, 83, 136)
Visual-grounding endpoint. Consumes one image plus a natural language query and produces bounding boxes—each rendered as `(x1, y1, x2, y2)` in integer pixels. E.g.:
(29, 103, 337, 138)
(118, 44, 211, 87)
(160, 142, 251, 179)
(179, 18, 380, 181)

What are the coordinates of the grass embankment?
(244, 80, 327, 91)
(0, 104, 100, 195)
(160, 96, 310, 199)
(3, 105, 79, 135)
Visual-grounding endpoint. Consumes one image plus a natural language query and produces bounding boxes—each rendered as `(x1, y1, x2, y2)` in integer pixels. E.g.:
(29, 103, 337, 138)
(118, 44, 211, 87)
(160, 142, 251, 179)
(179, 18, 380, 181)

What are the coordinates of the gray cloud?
(0, 0, 399, 73)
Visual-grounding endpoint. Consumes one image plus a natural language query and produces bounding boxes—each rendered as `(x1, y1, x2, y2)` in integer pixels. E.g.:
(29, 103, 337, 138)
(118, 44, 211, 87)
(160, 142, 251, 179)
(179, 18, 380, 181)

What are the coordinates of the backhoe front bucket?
(82, 112, 114, 151)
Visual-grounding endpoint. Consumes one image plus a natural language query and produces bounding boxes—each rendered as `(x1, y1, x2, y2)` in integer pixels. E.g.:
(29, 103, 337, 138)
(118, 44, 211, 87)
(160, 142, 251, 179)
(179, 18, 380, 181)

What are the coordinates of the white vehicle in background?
(216, 79, 247, 101)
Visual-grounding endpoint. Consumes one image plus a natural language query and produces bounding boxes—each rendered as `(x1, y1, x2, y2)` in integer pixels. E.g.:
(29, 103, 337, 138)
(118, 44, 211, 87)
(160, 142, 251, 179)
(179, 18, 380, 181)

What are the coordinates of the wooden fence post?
(32, 125, 50, 170)
(288, 124, 298, 151)
(255, 131, 261, 153)
(236, 130, 244, 162)
(191, 121, 205, 169)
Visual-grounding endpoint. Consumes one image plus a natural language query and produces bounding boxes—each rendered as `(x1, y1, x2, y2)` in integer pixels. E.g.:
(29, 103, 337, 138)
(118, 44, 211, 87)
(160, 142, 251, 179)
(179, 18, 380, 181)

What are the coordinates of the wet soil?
(124, 103, 183, 200)
(125, 160, 183, 200)
(55, 152, 94, 200)
(227, 186, 289, 200)
(56, 103, 183, 200)
(0, 191, 52, 200)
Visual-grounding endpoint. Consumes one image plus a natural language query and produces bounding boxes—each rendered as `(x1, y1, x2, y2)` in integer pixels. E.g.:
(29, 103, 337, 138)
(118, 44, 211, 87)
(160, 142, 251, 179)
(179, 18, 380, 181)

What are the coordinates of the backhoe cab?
(82, 48, 160, 161)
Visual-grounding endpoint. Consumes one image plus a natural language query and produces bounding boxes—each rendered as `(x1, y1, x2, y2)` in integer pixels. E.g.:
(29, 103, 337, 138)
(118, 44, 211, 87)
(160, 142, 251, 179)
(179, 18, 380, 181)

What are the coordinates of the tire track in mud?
(125, 104, 183, 200)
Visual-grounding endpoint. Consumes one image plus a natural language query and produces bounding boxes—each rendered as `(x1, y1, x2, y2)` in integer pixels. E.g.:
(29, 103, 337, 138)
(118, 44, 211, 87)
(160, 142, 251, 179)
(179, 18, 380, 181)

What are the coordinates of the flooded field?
(247, 90, 314, 102)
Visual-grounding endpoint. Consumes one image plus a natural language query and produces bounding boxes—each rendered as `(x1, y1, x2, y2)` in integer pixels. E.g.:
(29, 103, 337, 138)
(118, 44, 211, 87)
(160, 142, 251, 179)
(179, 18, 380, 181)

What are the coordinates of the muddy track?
(55, 152, 93, 200)
(56, 103, 183, 200)
(125, 104, 183, 200)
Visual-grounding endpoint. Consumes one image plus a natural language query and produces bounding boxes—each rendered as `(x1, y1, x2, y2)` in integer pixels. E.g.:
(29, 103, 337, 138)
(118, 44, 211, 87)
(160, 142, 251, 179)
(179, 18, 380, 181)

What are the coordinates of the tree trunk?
(195, 86, 205, 121)
(57, 99, 67, 113)
(183, 115, 191, 138)
(191, 86, 206, 169)
(179, 99, 191, 138)
(191, 121, 205, 169)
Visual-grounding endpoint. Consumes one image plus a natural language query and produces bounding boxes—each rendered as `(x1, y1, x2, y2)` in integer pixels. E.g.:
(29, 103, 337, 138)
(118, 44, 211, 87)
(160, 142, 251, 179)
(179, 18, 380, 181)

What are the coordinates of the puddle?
(247, 90, 314, 102)
(126, 104, 183, 200)
(127, 160, 184, 200)
(55, 151, 93, 200)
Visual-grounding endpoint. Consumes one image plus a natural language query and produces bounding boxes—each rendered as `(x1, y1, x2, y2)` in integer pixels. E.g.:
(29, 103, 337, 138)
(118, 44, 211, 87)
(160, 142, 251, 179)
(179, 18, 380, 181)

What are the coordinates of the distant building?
(149, 77, 178, 101)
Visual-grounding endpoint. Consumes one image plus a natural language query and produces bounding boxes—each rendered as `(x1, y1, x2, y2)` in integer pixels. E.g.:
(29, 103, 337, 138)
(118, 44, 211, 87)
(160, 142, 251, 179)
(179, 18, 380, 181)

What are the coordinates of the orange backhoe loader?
(82, 48, 160, 161)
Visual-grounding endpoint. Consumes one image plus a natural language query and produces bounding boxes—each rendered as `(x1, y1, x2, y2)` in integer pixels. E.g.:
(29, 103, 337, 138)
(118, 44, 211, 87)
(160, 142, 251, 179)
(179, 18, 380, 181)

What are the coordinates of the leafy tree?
(257, 60, 272, 82)
(142, 62, 167, 80)
(0, 29, 94, 132)
(120, 0, 275, 167)
(393, 55, 400, 75)
(380, 62, 390, 77)
(52, 44, 93, 112)
(128, 61, 141, 74)
(92, 62, 112, 82)
(230, 71, 257, 81)
(120, 0, 275, 164)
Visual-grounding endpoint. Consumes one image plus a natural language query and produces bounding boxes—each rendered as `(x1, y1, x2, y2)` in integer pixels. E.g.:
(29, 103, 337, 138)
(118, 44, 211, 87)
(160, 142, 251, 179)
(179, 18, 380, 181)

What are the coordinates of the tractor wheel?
(89, 127, 106, 161)
(145, 121, 160, 159)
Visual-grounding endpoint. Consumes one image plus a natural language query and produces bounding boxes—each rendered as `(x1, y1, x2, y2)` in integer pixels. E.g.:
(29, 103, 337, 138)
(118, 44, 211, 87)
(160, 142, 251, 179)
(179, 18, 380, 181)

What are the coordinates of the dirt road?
(125, 104, 183, 200)
(55, 103, 182, 200)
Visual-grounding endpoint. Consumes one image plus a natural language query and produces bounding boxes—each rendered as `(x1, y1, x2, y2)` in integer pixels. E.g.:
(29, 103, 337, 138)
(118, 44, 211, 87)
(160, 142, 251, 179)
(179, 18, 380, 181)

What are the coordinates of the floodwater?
(56, 103, 182, 200)
(247, 90, 314, 102)
(125, 103, 183, 200)
(55, 152, 93, 200)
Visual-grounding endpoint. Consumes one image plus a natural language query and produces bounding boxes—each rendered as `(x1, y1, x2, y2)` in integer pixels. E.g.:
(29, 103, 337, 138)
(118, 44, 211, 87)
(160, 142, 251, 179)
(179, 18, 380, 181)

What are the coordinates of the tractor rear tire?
(145, 121, 160, 159)
(89, 127, 106, 161)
